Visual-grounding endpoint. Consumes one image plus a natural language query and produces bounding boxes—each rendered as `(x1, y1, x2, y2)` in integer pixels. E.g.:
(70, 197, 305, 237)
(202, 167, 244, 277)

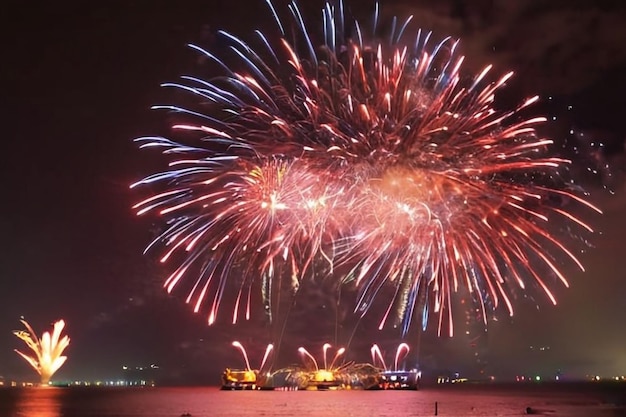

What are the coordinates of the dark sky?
(1, 0, 625, 384)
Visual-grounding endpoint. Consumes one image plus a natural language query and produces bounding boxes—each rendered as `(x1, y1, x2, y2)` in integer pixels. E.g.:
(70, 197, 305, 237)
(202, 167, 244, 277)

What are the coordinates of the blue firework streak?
(132, 1, 601, 336)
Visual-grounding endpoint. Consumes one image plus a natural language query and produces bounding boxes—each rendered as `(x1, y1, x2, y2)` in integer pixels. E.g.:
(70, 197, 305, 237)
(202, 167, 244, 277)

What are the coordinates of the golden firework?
(13, 319, 70, 385)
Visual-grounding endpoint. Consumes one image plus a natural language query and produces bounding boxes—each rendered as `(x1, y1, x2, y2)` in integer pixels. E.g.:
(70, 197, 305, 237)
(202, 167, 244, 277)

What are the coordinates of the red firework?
(131, 1, 601, 336)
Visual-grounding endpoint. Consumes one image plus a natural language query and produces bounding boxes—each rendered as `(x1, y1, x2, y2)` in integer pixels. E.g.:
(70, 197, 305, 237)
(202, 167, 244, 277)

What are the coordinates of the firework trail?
(132, 0, 601, 336)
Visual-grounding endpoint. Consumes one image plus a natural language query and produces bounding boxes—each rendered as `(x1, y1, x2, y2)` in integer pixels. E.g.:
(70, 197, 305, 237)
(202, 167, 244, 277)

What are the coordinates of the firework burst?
(13, 319, 70, 385)
(132, 1, 601, 336)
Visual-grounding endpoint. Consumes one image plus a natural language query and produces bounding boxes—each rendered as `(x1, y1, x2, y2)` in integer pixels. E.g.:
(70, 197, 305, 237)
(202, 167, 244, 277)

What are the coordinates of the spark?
(132, 0, 600, 336)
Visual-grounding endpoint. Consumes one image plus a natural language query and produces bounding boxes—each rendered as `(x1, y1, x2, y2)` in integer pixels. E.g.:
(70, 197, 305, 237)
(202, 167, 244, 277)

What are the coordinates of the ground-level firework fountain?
(13, 319, 70, 385)
(222, 342, 420, 391)
(290, 344, 347, 390)
(221, 342, 274, 390)
(371, 343, 421, 390)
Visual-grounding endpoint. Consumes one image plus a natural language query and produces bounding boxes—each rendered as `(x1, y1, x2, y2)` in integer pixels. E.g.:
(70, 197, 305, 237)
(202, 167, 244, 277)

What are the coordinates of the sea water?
(0, 383, 623, 417)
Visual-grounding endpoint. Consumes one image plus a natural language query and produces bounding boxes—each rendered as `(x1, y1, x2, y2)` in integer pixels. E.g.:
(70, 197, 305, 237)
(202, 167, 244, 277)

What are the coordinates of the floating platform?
(220, 368, 258, 390)
(220, 366, 421, 390)
(304, 370, 341, 390)
(377, 370, 421, 390)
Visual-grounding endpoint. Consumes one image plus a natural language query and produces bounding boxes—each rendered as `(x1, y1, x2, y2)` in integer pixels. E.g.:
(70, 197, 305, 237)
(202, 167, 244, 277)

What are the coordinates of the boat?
(377, 370, 421, 390)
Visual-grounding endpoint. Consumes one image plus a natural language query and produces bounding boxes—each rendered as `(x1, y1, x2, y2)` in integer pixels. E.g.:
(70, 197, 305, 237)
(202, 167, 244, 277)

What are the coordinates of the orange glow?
(13, 319, 70, 385)
(223, 368, 257, 383)
(312, 369, 335, 382)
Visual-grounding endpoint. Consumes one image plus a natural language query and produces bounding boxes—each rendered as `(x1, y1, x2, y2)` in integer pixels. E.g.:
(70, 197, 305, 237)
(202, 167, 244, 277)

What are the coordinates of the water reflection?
(15, 386, 63, 417)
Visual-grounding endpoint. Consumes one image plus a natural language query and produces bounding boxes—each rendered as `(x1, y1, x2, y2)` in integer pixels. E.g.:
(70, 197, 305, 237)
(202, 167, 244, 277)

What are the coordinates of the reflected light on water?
(16, 386, 62, 417)
(0, 385, 622, 416)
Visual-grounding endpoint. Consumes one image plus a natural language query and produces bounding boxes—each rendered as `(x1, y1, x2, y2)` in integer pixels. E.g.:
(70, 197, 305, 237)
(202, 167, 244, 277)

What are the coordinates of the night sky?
(1, 0, 625, 385)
